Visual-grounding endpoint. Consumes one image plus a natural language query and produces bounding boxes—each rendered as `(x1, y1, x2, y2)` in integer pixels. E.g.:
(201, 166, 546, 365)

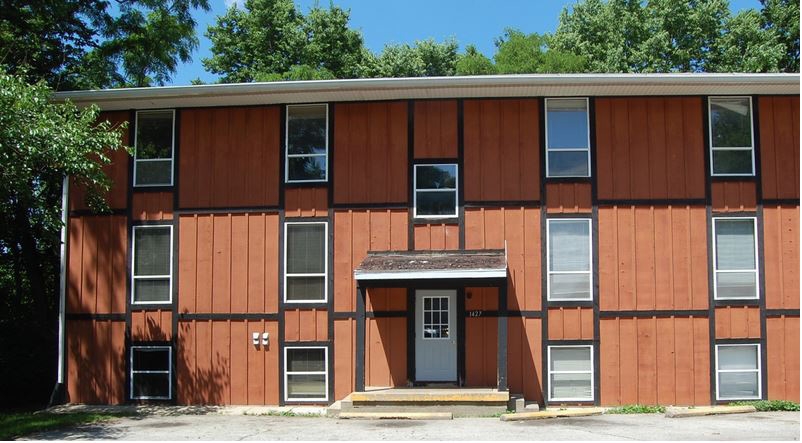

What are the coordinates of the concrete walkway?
(22, 408, 800, 441)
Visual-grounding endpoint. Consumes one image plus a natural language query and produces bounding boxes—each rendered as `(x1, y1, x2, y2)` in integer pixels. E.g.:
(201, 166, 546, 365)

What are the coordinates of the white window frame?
(715, 343, 761, 401)
(708, 96, 755, 177)
(712, 217, 759, 300)
(131, 224, 173, 305)
(413, 163, 459, 219)
(284, 346, 329, 402)
(285, 103, 329, 183)
(283, 221, 328, 304)
(547, 345, 594, 402)
(133, 109, 175, 187)
(546, 218, 593, 302)
(421, 295, 451, 340)
(130, 345, 172, 400)
(545, 97, 591, 178)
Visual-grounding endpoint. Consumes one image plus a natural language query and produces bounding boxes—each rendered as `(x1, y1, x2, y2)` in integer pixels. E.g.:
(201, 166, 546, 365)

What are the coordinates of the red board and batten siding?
(414, 100, 458, 159)
(759, 96, 800, 200)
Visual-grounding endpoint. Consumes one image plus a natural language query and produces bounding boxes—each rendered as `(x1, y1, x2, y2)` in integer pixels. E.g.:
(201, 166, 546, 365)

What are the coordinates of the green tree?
(456, 45, 497, 75)
(363, 38, 459, 77)
(0, 70, 129, 406)
(0, 0, 211, 90)
(494, 28, 586, 73)
(760, 0, 800, 72)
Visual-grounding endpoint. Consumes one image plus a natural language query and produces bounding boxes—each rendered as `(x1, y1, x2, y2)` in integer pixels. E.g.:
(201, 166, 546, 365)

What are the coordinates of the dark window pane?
(136, 111, 173, 159)
(132, 373, 170, 398)
(712, 150, 752, 175)
(288, 156, 326, 181)
(715, 220, 755, 270)
(287, 224, 325, 274)
(135, 159, 172, 186)
(548, 151, 589, 177)
(416, 191, 457, 216)
(132, 348, 170, 371)
(134, 279, 171, 302)
(286, 276, 325, 301)
(287, 374, 326, 398)
(135, 227, 171, 276)
(288, 105, 327, 155)
(287, 348, 325, 372)
(416, 165, 457, 189)
(547, 99, 588, 149)
(711, 98, 752, 148)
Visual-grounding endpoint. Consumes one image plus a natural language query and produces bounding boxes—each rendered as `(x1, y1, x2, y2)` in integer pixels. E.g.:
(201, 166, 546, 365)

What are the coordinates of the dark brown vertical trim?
(170, 109, 181, 404)
(328, 103, 335, 208)
(327, 208, 335, 403)
(457, 287, 466, 386)
(702, 96, 718, 405)
(355, 284, 366, 392)
(538, 98, 549, 406)
(406, 100, 415, 385)
(279, 105, 286, 208)
(457, 99, 466, 250)
(406, 288, 415, 384)
(277, 210, 285, 405)
(589, 97, 601, 406)
(124, 109, 135, 403)
(752, 95, 769, 400)
(497, 281, 508, 391)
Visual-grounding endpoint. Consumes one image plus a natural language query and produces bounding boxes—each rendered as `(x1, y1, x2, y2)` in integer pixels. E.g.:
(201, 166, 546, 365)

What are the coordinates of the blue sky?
(169, 0, 762, 86)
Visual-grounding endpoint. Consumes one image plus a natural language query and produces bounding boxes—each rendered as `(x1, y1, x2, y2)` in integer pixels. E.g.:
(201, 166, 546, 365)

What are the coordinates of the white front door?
(415, 290, 457, 382)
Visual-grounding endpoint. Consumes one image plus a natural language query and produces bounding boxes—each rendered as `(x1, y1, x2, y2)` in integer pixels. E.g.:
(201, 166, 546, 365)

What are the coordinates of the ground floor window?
(716, 343, 761, 400)
(130, 346, 172, 400)
(285, 346, 328, 402)
(548, 345, 593, 402)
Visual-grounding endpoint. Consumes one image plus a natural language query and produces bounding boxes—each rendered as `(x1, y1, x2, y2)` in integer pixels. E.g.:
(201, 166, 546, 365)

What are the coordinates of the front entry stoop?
(328, 388, 511, 418)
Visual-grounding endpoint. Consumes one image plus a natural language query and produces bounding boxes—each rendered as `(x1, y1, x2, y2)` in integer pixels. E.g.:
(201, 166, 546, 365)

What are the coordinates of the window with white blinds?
(547, 219, 592, 301)
(132, 225, 173, 304)
(713, 218, 758, 300)
(284, 222, 327, 302)
(548, 345, 594, 401)
(716, 344, 761, 400)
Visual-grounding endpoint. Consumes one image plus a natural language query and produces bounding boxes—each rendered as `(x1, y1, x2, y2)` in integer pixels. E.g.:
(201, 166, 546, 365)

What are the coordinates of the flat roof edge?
(354, 268, 508, 281)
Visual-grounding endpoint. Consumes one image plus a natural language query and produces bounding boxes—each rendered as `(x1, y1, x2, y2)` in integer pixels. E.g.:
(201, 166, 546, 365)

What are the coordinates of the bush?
(731, 400, 800, 411)
(605, 404, 666, 414)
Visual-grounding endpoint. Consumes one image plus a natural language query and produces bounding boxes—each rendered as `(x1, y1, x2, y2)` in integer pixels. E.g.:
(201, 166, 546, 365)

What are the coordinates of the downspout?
(49, 175, 69, 407)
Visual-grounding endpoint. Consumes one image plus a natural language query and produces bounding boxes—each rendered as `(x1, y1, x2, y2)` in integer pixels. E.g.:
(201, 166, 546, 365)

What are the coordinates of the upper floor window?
(546, 98, 590, 178)
(709, 97, 755, 176)
(414, 164, 458, 218)
(134, 110, 174, 187)
(713, 217, 759, 300)
(285, 222, 327, 303)
(547, 218, 592, 301)
(132, 225, 173, 304)
(286, 104, 328, 182)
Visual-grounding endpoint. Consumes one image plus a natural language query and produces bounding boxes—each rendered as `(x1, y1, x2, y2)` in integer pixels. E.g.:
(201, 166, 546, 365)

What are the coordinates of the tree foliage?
(363, 38, 459, 78)
(0, 0, 211, 90)
(456, 45, 497, 75)
(494, 28, 586, 73)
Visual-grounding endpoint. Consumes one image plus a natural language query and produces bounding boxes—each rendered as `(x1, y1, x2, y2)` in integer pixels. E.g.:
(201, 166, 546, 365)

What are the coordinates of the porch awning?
(353, 249, 507, 281)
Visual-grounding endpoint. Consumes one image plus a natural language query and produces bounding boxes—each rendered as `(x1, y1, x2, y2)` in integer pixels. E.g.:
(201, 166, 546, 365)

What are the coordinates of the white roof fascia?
(354, 268, 507, 281)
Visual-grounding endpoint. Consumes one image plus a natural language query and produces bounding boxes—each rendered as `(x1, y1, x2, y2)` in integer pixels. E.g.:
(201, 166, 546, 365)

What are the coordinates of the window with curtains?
(134, 110, 175, 186)
(547, 219, 592, 301)
(284, 347, 328, 401)
(716, 344, 761, 400)
(546, 98, 590, 177)
(713, 218, 758, 300)
(709, 97, 755, 176)
(284, 222, 327, 303)
(132, 225, 173, 304)
(286, 104, 328, 182)
(548, 345, 593, 401)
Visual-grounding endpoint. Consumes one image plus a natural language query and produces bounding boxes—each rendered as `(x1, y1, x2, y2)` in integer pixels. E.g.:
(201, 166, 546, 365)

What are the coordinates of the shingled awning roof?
(354, 249, 507, 281)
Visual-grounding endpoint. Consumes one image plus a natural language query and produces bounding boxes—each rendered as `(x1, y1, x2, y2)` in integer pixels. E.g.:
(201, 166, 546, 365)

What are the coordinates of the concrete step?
(339, 411, 453, 420)
(349, 388, 509, 405)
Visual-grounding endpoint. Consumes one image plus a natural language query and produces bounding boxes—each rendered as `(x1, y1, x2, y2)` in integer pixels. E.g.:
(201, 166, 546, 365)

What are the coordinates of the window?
(709, 97, 755, 176)
(286, 104, 328, 182)
(414, 164, 458, 218)
(284, 222, 327, 303)
(547, 219, 592, 301)
(713, 218, 758, 300)
(130, 346, 172, 400)
(422, 295, 450, 339)
(716, 344, 761, 400)
(134, 110, 174, 186)
(285, 347, 328, 401)
(546, 98, 590, 177)
(548, 345, 593, 402)
(132, 225, 173, 304)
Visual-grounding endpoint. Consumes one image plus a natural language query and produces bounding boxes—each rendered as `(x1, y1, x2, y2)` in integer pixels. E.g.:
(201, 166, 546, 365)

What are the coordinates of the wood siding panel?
(711, 182, 757, 213)
(178, 213, 279, 314)
(284, 187, 328, 218)
(465, 288, 498, 387)
(764, 205, 800, 310)
(333, 210, 408, 312)
(596, 98, 705, 200)
(176, 320, 279, 405)
(507, 317, 542, 402)
(546, 183, 592, 213)
(131, 310, 173, 341)
(414, 100, 458, 159)
(66, 320, 125, 404)
(179, 107, 280, 208)
(760, 96, 800, 200)
(333, 102, 408, 204)
(334, 319, 355, 400)
(131, 192, 173, 221)
(547, 307, 594, 340)
(766, 316, 800, 402)
(600, 316, 709, 406)
(366, 288, 407, 312)
(463, 99, 539, 202)
(67, 216, 127, 314)
(598, 206, 708, 311)
(365, 317, 407, 387)
(284, 309, 328, 342)
(715, 307, 761, 339)
(465, 207, 540, 311)
(413, 224, 459, 250)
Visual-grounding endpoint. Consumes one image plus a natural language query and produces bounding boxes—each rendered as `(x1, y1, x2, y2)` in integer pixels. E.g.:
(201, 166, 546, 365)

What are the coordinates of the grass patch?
(0, 412, 124, 440)
(730, 400, 800, 412)
(605, 404, 666, 414)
